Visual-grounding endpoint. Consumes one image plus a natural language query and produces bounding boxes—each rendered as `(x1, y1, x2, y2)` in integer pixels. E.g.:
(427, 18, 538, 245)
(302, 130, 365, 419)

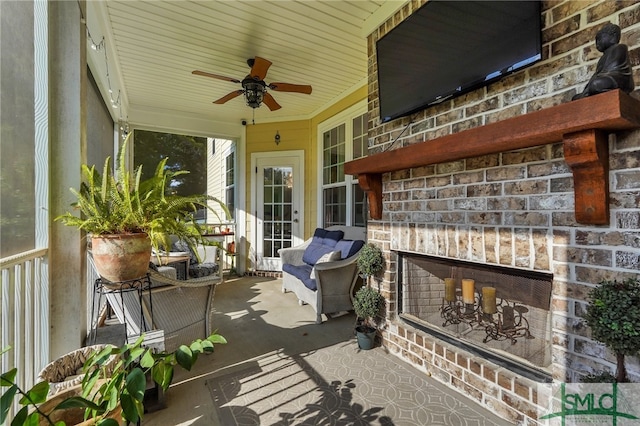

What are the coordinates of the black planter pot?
(355, 325, 376, 350)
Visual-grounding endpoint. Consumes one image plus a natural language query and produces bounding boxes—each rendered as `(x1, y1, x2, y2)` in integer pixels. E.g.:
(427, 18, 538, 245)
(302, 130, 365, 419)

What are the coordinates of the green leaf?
(56, 396, 102, 411)
(140, 350, 155, 368)
(1, 368, 17, 386)
(10, 407, 29, 426)
(151, 361, 174, 391)
(175, 345, 194, 371)
(125, 369, 146, 402)
(22, 381, 50, 405)
(190, 340, 203, 354)
(120, 393, 140, 424)
(128, 346, 146, 362)
(0, 384, 17, 424)
(207, 334, 227, 344)
(201, 339, 214, 352)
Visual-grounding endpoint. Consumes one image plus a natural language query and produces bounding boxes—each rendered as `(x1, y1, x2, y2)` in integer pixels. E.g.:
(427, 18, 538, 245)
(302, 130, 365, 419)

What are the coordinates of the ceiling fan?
(192, 57, 312, 111)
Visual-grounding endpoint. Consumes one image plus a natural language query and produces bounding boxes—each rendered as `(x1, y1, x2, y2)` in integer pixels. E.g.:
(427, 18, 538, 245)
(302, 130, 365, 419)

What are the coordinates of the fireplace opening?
(397, 251, 553, 380)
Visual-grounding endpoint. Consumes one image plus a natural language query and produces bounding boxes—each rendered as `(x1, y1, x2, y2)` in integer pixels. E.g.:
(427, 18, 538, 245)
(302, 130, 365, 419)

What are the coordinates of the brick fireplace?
(397, 252, 553, 377)
(346, 1, 640, 424)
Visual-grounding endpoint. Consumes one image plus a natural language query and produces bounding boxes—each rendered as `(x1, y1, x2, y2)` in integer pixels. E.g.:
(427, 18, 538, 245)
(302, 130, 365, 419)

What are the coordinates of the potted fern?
(353, 243, 385, 350)
(56, 133, 229, 283)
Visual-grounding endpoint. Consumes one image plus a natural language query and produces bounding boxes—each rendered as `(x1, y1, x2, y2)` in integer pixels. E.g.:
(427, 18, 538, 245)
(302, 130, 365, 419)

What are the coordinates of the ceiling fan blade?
(250, 57, 272, 81)
(268, 82, 312, 94)
(213, 90, 244, 104)
(192, 70, 240, 84)
(262, 92, 282, 111)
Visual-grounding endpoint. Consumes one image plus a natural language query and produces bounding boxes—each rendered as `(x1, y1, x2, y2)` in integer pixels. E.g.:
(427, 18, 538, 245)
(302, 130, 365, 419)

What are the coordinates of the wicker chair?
(89, 251, 224, 352)
(280, 226, 367, 324)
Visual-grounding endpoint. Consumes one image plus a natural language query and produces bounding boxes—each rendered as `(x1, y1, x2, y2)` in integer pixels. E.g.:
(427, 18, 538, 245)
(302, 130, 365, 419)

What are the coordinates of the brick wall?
(366, 1, 640, 424)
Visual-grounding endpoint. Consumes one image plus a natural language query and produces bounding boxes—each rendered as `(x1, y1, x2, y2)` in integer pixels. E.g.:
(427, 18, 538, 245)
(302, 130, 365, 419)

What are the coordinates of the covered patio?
(2, 1, 640, 425)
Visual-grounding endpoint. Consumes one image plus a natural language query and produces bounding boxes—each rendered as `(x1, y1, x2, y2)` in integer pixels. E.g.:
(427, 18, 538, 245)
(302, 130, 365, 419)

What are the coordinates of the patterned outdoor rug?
(206, 342, 505, 426)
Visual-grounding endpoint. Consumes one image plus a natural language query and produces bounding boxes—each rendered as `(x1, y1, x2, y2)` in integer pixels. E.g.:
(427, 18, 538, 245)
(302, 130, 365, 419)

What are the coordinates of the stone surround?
(364, 1, 640, 424)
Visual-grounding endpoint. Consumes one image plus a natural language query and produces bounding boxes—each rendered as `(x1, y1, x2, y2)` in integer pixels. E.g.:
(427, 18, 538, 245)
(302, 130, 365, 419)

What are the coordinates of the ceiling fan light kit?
(193, 56, 312, 111)
(243, 79, 265, 108)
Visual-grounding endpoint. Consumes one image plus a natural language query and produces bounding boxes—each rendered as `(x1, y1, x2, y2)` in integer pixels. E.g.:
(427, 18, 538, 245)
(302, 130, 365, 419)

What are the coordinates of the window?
(133, 130, 207, 197)
(225, 151, 235, 220)
(134, 130, 208, 220)
(319, 103, 368, 228)
(1, 1, 36, 257)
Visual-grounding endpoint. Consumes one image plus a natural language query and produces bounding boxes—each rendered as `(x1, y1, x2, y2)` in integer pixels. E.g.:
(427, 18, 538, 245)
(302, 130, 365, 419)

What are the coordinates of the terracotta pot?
(91, 233, 151, 283)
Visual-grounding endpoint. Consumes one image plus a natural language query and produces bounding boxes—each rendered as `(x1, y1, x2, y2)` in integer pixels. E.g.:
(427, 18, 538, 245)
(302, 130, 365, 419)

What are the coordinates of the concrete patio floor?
(141, 275, 511, 425)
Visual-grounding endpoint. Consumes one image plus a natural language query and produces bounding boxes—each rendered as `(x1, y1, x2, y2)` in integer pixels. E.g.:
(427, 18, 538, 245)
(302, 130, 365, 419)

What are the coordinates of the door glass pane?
(264, 185, 272, 203)
(262, 166, 294, 259)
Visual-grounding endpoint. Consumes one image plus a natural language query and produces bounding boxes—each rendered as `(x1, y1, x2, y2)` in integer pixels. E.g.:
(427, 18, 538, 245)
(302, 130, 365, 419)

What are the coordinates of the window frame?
(316, 100, 367, 227)
(224, 149, 236, 220)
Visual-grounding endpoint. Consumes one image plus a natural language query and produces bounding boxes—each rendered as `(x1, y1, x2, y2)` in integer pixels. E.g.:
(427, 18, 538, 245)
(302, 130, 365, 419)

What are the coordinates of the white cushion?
(310, 250, 341, 279)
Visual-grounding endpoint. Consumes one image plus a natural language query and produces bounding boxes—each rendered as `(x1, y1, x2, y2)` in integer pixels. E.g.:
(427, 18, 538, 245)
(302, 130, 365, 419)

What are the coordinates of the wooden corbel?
(358, 173, 383, 220)
(563, 129, 609, 225)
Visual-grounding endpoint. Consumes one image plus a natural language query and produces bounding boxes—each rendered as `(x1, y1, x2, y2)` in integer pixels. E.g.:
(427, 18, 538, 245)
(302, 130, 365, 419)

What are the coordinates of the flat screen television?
(376, 0, 542, 123)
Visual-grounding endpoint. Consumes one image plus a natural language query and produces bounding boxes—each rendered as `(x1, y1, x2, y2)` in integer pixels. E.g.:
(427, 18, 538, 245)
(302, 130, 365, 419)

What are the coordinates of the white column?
(48, 0, 87, 359)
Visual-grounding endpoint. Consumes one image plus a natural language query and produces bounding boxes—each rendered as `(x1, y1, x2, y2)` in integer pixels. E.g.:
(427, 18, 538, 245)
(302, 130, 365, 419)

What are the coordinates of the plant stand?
(87, 275, 153, 346)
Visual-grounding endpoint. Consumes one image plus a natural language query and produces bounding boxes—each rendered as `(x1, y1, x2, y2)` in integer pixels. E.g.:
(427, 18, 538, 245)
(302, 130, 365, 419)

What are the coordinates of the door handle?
(293, 219, 299, 223)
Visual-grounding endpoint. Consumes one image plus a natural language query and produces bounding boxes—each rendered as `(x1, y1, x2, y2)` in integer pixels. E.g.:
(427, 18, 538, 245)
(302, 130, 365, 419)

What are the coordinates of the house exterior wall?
(207, 137, 234, 221)
(244, 87, 368, 248)
(366, 1, 640, 424)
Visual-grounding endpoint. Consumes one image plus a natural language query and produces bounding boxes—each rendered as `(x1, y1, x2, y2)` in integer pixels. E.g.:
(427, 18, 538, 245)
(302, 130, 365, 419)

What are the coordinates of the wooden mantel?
(345, 90, 640, 224)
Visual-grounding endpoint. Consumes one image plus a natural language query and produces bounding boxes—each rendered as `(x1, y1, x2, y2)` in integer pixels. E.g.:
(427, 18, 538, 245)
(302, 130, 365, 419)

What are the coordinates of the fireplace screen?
(398, 252, 552, 370)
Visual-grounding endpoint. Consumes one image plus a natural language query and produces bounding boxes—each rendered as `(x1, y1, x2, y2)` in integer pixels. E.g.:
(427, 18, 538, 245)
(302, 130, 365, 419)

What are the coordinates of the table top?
(151, 255, 191, 266)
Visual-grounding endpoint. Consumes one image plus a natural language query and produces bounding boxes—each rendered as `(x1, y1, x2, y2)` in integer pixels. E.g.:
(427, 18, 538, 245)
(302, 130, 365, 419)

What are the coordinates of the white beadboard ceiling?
(89, 1, 403, 136)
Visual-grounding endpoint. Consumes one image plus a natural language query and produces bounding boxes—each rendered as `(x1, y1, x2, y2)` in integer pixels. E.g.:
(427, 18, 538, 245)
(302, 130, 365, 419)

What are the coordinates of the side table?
(151, 255, 190, 280)
(88, 274, 153, 345)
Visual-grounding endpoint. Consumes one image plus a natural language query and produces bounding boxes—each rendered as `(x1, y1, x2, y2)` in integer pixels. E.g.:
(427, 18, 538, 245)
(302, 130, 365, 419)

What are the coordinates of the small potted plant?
(353, 243, 385, 350)
(1, 332, 227, 425)
(356, 243, 385, 282)
(583, 277, 640, 383)
(55, 133, 229, 283)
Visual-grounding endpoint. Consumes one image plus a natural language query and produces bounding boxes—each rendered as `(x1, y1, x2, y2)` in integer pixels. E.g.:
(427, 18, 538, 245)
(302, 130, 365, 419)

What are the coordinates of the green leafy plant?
(356, 243, 384, 279)
(353, 285, 385, 332)
(55, 133, 230, 257)
(580, 371, 617, 383)
(1, 332, 226, 425)
(583, 277, 640, 383)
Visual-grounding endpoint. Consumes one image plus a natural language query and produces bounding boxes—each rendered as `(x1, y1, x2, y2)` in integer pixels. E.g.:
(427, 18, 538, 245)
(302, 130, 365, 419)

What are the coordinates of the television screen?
(376, 1, 542, 123)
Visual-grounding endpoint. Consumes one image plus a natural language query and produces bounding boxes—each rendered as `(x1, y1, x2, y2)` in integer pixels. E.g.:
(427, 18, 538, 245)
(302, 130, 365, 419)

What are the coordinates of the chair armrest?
(279, 239, 311, 266)
(311, 253, 359, 273)
(313, 252, 361, 292)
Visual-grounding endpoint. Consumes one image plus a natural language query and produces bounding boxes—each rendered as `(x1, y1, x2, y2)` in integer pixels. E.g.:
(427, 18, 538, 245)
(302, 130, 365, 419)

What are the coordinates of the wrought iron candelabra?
(440, 293, 533, 344)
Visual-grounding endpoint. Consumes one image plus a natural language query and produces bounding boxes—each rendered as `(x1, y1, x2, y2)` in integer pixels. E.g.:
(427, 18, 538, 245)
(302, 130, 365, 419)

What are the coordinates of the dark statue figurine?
(572, 23, 635, 100)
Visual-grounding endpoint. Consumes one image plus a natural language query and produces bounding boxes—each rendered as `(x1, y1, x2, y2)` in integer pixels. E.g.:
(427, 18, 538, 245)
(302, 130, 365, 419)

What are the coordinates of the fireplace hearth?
(397, 252, 553, 376)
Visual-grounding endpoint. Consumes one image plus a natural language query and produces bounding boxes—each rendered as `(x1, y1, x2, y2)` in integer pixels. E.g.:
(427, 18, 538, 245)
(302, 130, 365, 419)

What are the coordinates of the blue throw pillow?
(302, 228, 345, 266)
(335, 239, 365, 259)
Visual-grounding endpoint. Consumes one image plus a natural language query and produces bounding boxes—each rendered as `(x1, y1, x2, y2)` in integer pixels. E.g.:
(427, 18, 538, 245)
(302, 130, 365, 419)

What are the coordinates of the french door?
(254, 152, 304, 271)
